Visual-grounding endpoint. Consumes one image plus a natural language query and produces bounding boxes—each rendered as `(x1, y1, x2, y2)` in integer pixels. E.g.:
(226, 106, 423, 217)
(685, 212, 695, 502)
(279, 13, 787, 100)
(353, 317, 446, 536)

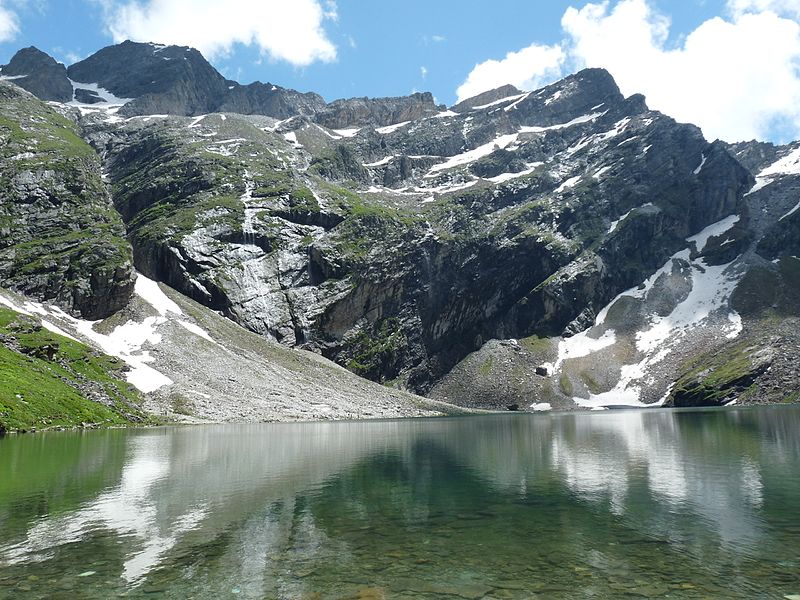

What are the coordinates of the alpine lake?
(1, 406, 798, 599)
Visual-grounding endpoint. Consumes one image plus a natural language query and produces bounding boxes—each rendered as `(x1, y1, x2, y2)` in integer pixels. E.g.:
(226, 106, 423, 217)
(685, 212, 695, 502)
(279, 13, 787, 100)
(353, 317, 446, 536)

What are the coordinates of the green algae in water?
(0, 407, 799, 599)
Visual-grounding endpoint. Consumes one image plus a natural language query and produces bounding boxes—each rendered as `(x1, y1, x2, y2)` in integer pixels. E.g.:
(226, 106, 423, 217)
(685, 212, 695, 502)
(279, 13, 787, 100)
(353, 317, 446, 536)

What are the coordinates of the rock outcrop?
(0, 82, 134, 319)
(314, 92, 444, 129)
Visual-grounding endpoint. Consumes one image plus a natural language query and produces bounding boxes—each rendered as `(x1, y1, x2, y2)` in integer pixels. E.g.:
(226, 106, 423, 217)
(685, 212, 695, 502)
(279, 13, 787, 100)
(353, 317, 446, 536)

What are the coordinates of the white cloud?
(431, 34, 446, 43)
(0, 2, 19, 42)
(562, 0, 800, 142)
(100, 0, 337, 66)
(420, 65, 428, 79)
(728, 0, 800, 18)
(456, 0, 800, 142)
(456, 42, 566, 102)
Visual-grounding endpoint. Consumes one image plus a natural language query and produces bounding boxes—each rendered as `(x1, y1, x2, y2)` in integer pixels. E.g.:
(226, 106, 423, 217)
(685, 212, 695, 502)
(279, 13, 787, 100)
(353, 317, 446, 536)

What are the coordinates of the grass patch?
(671, 340, 764, 405)
(0, 308, 147, 432)
(782, 391, 800, 404)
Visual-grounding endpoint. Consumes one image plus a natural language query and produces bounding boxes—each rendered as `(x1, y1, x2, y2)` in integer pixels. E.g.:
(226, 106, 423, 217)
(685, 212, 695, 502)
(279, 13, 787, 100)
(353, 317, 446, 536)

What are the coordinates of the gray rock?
(0, 46, 72, 102)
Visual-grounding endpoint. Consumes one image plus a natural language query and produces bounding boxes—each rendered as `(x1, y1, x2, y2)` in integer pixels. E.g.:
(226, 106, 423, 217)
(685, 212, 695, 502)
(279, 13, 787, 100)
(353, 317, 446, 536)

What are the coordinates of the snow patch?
(553, 329, 617, 373)
(375, 121, 410, 134)
(503, 92, 531, 112)
(779, 199, 800, 221)
(428, 133, 519, 174)
(331, 128, 360, 138)
(636, 256, 742, 354)
(531, 403, 552, 412)
(177, 320, 215, 343)
(693, 153, 707, 175)
(488, 163, 542, 184)
(519, 111, 605, 134)
(135, 275, 182, 317)
(555, 175, 582, 194)
(607, 203, 654, 235)
(67, 79, 133, 112)
(283, 131, 302, 148)
(566, 243, 743, 409)
(420, 179, 479, 195)
(687, 214, 740, 252)
(758, 145, 800, 178)
(363, 155, 396, 167)
(40, 320, 80, 342)
(544, 90, 563, 105)
(746, 146, 800, 195)
(0, 291, 173, 394)
(472, 93, 527, 111)
(593, 165, 613, 180)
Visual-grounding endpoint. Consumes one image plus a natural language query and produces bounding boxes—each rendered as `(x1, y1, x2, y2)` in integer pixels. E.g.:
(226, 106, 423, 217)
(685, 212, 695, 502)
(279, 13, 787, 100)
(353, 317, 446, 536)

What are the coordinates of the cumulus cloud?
(456, 0, 800, 142)
(0, 2, 19, 42)
(456, 43, 566, 102)
(728, 0, 800, 18)
(562, 0, 800, 142)
(100, 0, 337, 66)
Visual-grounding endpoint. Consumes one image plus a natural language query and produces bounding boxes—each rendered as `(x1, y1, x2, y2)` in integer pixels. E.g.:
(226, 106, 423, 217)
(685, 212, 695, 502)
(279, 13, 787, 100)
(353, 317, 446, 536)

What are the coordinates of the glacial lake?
(0, 407, 798, 599)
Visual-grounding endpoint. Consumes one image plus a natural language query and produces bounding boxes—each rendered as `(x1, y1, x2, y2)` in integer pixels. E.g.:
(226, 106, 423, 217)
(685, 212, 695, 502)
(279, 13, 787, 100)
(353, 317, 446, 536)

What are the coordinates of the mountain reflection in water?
(0, 406, 798, 599)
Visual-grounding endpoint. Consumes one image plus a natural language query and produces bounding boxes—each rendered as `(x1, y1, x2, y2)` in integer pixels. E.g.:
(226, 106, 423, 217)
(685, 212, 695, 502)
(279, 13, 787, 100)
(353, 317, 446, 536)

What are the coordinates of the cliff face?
(0, 82, 134, 319)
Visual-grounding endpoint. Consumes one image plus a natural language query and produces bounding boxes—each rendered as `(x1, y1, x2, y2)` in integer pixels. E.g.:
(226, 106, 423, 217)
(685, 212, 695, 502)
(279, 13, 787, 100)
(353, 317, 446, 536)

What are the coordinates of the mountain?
(0, 40, 798, 430)
(2, 42, 441, 125)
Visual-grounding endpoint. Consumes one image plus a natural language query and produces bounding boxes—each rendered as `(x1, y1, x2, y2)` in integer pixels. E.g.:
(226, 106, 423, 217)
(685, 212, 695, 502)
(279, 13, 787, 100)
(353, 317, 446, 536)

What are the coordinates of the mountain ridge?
(1, 41, 443, 126)
(1, 40, 798, 429)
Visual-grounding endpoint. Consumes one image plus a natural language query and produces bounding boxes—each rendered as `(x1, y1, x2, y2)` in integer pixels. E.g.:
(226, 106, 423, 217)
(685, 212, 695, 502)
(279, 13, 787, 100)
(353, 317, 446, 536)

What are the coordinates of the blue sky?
(1, 0, 800, 143)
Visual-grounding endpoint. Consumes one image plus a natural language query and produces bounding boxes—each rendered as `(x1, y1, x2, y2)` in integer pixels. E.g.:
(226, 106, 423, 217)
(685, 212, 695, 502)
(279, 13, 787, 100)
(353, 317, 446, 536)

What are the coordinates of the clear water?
(1, 406, 799, 599)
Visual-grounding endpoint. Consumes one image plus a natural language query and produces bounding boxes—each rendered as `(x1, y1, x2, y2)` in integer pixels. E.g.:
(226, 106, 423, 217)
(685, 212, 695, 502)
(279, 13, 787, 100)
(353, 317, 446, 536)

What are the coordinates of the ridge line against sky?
(1, 0, 800, 143)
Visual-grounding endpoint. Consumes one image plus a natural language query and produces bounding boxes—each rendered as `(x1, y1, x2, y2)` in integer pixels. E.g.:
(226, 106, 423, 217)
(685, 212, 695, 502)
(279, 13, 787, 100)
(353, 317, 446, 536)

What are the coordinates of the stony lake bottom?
(0, 406, 798, 599)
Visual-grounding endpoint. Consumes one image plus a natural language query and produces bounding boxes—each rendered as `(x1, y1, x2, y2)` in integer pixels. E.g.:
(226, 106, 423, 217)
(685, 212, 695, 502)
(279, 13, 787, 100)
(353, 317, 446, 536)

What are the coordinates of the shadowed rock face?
(0, 46, 73, 102)
(217, 82, 326, 118)
(67, 41, 231, 116)
(314, 92, 444, 129)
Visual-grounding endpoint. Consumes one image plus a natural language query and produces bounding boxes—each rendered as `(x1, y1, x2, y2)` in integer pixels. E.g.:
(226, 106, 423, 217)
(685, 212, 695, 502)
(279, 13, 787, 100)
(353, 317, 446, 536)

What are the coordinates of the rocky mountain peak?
(66, 40, 230, 116)
(0, 46, 72, 102)
(509, 68, 628, 125)
(451, 84, 523, 113)
(3, 46, 59, 73)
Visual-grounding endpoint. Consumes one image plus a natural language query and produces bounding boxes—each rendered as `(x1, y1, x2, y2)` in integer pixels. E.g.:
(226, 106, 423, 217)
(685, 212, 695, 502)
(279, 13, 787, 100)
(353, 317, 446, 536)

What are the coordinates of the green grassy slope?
(0, 307, 149, 432)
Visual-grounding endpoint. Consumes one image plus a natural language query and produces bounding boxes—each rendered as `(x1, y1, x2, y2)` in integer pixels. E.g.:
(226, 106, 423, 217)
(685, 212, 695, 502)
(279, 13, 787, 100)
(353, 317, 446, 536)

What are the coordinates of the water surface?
(1, 406, 799, 599)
